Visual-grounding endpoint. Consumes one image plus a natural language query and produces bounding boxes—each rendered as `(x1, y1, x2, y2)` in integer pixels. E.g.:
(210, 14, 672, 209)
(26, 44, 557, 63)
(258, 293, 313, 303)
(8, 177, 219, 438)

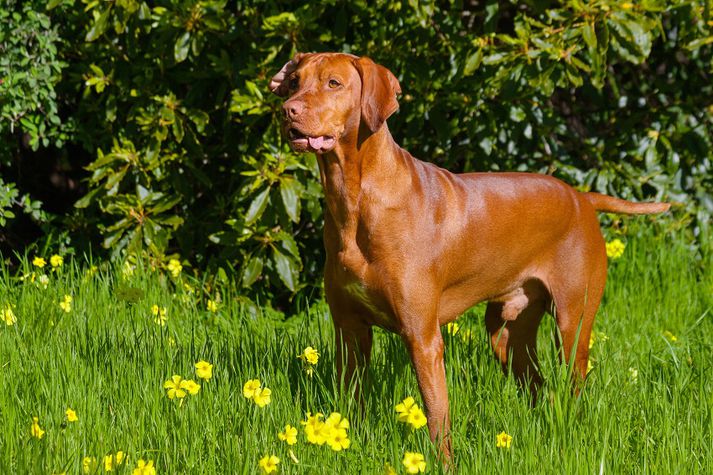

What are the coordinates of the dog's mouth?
(287, 127, 336, 154)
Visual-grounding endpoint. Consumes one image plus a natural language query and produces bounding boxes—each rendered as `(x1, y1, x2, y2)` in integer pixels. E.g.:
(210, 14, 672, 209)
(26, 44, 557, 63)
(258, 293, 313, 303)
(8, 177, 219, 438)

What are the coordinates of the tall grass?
(0, 223, 711, 474)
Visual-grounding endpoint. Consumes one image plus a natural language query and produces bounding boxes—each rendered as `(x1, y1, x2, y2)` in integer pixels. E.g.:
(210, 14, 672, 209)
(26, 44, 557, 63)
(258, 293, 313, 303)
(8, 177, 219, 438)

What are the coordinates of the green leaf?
(174, 32, 191, 63)
(280, 178, 301, 223)
(86, 7, 111, 42)
(582, 23, 597, 50)
(463, 48, 483, 76)
(272, 248, 298, 292)
(241, 256, 264, 287)
(245, 187, 270, 224)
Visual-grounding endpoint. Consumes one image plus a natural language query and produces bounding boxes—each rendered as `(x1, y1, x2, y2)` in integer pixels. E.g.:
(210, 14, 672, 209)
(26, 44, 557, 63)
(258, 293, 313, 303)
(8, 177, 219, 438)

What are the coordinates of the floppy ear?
(269, 53, 305, 96)
(353, 57, 401, 133)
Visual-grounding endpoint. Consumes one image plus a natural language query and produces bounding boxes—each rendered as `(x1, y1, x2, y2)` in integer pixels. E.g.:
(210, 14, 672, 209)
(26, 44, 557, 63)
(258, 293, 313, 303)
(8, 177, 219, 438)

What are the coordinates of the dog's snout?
(282, 100, 304, 119)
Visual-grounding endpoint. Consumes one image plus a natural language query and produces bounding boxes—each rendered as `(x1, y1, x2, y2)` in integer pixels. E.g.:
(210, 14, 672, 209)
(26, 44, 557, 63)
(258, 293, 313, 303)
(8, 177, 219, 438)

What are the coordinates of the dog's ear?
(353, 57, 401, 133)
(269, 53, 305, 96)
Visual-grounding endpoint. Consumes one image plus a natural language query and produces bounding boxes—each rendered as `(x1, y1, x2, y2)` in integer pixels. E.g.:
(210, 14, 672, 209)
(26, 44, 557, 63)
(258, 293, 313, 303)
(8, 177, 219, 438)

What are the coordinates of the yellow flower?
(258, 455, 279, 474)
(151, 305, 167, 326)
(2, 304, 16, 326)
(663, 330, 678, 343)
(132, 459, 156, 475)
(164, 375, 190, 399)
(396, 397, 427, 429)
(207, 299, 219, 313)
(298, 346, 320, 365)
(33, 256, 46, 268)
(243, 379, 261, 399)
(122, 261, 135, 277)
(104, 451, 126, 471)
(278, 424, 298, 445)
(629, 367, 639, 382)
(402, 452, 427, 474)
(50, 254, 63, 268)
(183, 379, 201, 395)
(328, 428, 351, 451)
(406, 406, 427, 429)
(59, 295, 72, 313)
(605, 239, 625, 259)
(621, 2, 633, 9)
(587, 359, 594, 374)
(167, 258, 182, 278)
(496, 431, 513, 448)
(384, 463, 398, 475)
(446, 321, 460, 335)
(301, 412, 327, 445)
(82, 456, 97, 474)
(252, 387, 271, 407)
(195, 360, 213, 380)
(65, 408, 78, 422)
(30, 416, 45, 439)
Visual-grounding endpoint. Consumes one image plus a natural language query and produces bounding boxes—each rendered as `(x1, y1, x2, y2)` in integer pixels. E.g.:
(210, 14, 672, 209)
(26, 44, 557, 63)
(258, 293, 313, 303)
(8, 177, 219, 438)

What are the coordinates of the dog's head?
(269, 52, 401, 154)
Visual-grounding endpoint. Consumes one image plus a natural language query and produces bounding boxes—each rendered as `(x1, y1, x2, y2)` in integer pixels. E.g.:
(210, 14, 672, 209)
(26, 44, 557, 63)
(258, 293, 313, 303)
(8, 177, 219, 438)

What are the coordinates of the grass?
(0, 222, 711, 474)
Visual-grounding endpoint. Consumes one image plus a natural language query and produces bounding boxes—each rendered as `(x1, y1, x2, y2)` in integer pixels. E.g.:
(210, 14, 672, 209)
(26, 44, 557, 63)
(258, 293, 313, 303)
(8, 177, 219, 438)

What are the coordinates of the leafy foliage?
(0, 0, 711, 303)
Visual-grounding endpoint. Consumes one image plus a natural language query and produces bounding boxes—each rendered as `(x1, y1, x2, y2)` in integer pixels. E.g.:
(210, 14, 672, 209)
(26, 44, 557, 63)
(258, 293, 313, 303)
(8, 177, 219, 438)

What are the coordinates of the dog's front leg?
(402, 322, 452, 459)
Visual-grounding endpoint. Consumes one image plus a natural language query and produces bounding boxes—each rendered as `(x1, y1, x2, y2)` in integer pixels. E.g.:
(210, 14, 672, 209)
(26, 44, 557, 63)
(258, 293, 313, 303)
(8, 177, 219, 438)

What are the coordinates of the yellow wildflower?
(587, 359, 594, 375)
(258, 455, 279, 474)
(65, 408, 78, 422)
(167, 258, 182, 278)
(496, 431, 513, 448)
(50, 254, 63, 268)
(243, 379, 261, 399)
(446, 321, 460, 335)
(183, 379, 201, 395)
(195, 360, 213, 380)
(132, 459, 156, 475)
(30, 416, 45, 439)
(301, 412, 327, 445)
(207, 299, 218, 313)
(104, 451, 125, 471)
(163, 375, 190, 399)
(151, 305, 167, 326)
(663, 330, 678, 343)
(605, 239, 625, 259)
(82, 456, 97, 474)
(59, 295, 72, 313)
(629, 367, 639, 382)
(252, 387, 271, 407)
(402, 452, 427, 474)
(122, 261, 135, 277)
(32, 256, 46, 268)
(2, 304, 16, 326)
(298, 346, 320, 365)
(278, 424, 298, 445)
(396, 396, 427, 429)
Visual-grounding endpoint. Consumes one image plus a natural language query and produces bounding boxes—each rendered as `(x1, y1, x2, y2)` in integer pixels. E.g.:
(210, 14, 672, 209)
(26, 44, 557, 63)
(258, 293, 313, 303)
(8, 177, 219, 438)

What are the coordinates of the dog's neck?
(316, 123, 412, 234)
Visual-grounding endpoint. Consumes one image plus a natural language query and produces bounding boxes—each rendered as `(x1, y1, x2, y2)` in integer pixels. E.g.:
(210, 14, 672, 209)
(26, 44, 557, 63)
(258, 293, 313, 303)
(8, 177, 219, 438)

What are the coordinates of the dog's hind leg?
(485, 297, 546, 396)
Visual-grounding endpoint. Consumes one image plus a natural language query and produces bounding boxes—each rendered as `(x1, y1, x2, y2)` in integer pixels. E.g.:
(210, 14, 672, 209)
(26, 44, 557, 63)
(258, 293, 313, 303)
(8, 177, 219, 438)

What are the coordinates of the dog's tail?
(584, 192, 671, 215)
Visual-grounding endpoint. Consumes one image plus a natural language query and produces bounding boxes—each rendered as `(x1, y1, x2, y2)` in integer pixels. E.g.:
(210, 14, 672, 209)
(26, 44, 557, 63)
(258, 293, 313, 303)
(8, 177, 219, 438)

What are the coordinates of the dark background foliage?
(1, 0, 711, 310)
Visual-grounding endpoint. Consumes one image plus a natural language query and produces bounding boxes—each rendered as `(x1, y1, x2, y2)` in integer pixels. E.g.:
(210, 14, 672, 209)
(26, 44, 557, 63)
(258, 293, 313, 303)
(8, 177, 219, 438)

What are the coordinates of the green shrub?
(1, 0, 711, 304)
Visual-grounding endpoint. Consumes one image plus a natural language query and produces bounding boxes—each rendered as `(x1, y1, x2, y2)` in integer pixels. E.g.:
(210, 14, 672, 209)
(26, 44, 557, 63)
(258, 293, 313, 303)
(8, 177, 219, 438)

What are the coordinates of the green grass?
(1, 223, 711, 474)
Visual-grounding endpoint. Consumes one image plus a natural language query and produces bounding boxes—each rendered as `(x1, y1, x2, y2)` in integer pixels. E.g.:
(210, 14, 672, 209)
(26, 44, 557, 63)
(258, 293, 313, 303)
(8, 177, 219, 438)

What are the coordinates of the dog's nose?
(283, 100, 304, 119)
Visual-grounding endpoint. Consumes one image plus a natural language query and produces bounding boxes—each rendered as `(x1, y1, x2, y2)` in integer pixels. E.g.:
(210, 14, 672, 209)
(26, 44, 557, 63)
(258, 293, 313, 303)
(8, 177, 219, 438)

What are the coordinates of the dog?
(269, 52, 670, 456)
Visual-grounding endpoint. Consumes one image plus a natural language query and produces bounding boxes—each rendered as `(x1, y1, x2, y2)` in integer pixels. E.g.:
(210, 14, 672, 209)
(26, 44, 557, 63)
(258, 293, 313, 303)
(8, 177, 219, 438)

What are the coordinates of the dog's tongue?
(308, 136, 325, 149)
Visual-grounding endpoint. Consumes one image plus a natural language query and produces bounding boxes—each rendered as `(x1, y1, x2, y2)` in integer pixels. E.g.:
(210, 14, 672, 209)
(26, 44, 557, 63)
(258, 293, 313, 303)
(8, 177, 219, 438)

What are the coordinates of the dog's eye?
(289, 77, 299, 90)
(328, 79, 342, 89)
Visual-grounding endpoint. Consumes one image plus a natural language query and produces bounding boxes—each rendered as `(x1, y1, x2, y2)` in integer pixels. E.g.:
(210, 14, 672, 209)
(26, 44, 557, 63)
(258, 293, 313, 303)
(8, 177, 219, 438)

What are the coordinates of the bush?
(1, 0, 711, 306)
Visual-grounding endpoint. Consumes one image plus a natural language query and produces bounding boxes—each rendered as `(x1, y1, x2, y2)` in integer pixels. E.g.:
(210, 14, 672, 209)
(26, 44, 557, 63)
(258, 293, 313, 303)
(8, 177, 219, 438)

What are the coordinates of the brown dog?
(269, 52, 669, 456)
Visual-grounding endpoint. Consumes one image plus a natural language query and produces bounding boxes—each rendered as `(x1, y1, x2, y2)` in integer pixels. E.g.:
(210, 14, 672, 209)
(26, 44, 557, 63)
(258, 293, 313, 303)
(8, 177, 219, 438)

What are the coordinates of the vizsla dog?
(269, 52, 669, 456)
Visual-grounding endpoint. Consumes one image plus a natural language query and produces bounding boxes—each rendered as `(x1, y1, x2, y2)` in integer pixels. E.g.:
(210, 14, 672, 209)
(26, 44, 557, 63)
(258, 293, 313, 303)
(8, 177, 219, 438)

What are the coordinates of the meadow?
(0, 221, 711, 474)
